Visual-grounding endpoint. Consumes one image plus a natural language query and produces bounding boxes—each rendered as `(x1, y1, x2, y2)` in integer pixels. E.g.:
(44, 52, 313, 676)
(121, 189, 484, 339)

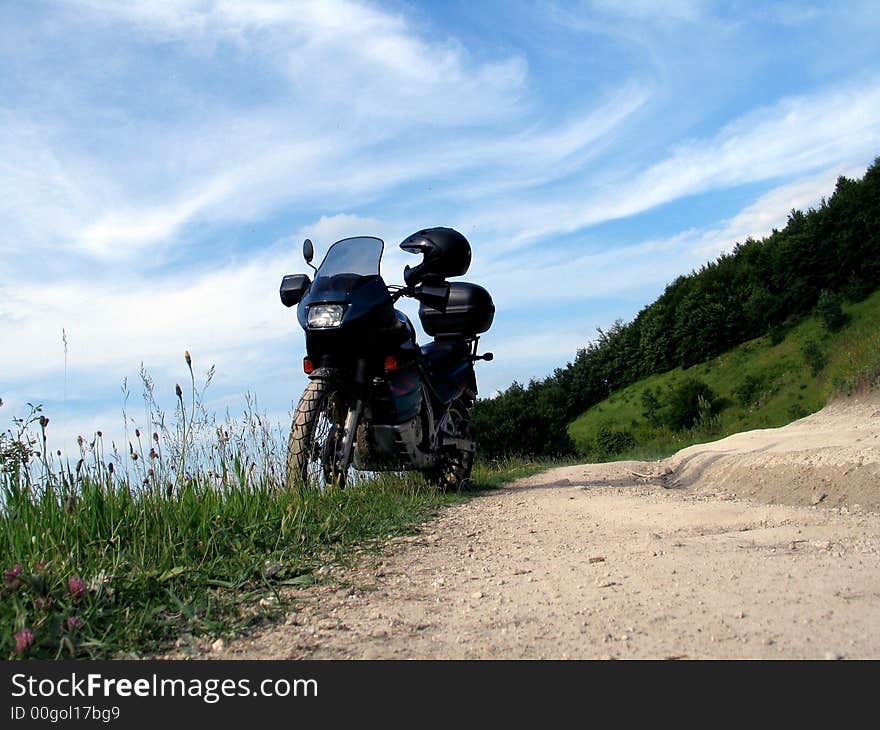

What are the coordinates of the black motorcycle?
(279, 227, 494, 491)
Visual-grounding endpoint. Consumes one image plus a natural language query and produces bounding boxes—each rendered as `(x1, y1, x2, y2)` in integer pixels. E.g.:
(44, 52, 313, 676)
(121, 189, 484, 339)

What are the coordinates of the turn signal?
(384, 355, 398, 371)
(303, 357, 315, 374)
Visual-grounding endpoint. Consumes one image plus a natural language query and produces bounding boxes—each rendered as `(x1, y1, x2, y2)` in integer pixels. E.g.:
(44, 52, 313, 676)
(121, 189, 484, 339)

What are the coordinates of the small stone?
(263, 563, 283, 579)
(471, 591, 484, 599)
(589, 556, 606, 564)
(211, 638, 225, 652)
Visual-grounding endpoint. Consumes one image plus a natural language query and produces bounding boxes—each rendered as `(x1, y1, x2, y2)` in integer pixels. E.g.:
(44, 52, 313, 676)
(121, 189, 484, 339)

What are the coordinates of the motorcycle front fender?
(307, 366, 340, 381)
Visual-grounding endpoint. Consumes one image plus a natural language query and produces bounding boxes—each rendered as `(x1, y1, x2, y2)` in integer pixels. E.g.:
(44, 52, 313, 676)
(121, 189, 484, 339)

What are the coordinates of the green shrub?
(817, 289, 847, 332)
(593, 425, 636, 460)
(801, 339, 827, 376)
(640, 388, 664, 427)
(665, 378, 715, 431)
(768, 321, 789, 345)
(734, 373, 764, 407)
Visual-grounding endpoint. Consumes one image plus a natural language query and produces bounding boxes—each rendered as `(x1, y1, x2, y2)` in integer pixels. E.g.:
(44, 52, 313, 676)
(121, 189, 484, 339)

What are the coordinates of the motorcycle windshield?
(315, 237, 384, 279)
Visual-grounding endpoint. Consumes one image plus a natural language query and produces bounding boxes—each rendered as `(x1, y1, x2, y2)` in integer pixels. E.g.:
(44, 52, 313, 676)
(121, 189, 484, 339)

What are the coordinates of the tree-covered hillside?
(474, 157, 880, 459)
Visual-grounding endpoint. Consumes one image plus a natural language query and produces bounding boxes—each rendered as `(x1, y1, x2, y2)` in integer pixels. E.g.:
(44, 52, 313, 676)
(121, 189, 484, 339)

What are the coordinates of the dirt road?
(211, 393, 880, 659)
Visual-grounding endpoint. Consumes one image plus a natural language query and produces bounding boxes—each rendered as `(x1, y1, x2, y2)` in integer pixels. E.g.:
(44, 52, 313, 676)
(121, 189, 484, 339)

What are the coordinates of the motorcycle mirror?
(303, 238, 314, 264)
(280, 274, 311, 307)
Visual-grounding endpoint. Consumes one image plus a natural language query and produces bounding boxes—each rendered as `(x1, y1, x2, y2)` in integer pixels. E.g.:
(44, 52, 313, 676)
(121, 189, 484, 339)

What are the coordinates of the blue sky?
(2, 0, 880, 454)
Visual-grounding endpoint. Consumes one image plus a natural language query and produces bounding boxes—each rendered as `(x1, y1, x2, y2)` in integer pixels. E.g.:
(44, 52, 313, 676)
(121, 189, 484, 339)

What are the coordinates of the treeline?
(473, 156, 880, 459)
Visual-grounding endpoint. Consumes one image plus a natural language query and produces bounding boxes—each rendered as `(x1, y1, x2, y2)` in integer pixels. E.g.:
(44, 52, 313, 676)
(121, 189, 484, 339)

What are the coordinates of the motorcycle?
(278, 227, 494, 491)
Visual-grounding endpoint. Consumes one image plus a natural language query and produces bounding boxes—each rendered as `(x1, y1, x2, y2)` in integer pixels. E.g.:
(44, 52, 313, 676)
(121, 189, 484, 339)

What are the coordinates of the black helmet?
(400, 227, 471, 286)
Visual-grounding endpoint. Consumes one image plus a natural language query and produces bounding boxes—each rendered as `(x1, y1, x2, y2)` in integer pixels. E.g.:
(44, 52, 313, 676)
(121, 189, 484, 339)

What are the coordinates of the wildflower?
(108, 463, 114, 475)
(3, 564, 22, 589)
(14, 628, 34, 655)
(175, 383, 183, 399)
(184, 350, 192, 367)
(97, 430, 103, 438)
(149, 448, 158, 460)
(153, 432, 159, 442)
(39, 416, 49, 429)
(32, 597, 54, 610)
(68, 576, 87, 599)
(87, 572, 114, 595)
(65, 616, 84, 632)
(135, 428, 141, 438)
(77, 435, 84, 447)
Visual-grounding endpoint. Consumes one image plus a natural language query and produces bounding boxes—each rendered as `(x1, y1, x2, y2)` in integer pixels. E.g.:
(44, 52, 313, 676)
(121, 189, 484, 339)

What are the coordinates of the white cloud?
(490, 331, 591, 366)
(472, 162, 869, 314)
(689, 163, 867, 258)
(0, 246, 297, 383)
(1, 0, 529, 262)
(5, 0, 880, 439)
(469, 79, 880, 251)
(590, 0, 703, 24)
(295, 213, 386, 250)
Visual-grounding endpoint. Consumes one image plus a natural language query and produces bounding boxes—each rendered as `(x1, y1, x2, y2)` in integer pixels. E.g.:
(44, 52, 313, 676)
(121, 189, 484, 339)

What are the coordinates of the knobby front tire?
(286, 379, 348, 492)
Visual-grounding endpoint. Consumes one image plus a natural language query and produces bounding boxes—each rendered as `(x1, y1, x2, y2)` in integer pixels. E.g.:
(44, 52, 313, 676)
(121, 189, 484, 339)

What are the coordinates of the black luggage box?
(419, 282, 495, 338)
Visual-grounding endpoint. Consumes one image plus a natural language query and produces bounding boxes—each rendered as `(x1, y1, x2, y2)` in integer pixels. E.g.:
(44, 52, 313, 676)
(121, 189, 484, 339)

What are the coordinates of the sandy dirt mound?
(184, 393, 880, 660)
(665, 391, 880, 511)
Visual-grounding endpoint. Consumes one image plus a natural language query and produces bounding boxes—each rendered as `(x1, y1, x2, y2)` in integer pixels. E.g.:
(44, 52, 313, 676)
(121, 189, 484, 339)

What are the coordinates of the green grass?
(569, 288, 880, 461)
(1, 469, 470, 659)
(0, 369, 546, 660)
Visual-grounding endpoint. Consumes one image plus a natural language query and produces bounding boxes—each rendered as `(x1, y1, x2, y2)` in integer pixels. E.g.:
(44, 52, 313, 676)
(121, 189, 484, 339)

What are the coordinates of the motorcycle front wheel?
(286, 379, 351, 491)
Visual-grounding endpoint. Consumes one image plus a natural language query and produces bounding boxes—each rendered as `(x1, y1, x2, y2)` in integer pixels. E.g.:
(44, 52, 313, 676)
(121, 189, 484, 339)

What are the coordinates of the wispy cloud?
(1, 0, 531, 262)
(4, 0, 880, 446)
(469, 79, 880, 251)
(475, 162, 865, 313)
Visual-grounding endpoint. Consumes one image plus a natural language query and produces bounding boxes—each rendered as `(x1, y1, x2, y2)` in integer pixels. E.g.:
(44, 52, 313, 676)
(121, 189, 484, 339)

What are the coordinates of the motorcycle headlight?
(307, 304, 344, 328)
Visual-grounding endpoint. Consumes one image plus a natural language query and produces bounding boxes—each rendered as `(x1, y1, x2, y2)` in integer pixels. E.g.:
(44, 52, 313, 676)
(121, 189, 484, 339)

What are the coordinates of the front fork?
(335, 357, 369, 475)
(337, 398, 363, 474)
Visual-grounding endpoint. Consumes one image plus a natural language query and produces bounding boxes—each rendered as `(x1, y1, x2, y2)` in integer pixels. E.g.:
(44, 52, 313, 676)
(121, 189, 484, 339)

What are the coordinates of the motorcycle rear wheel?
(286, 379, 351, 491)
(427, 398, 475, 492)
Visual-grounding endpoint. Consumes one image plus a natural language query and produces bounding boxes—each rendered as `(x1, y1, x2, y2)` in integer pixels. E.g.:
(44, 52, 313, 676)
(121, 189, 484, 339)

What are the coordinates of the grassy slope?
(569, 288, 880, 461)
